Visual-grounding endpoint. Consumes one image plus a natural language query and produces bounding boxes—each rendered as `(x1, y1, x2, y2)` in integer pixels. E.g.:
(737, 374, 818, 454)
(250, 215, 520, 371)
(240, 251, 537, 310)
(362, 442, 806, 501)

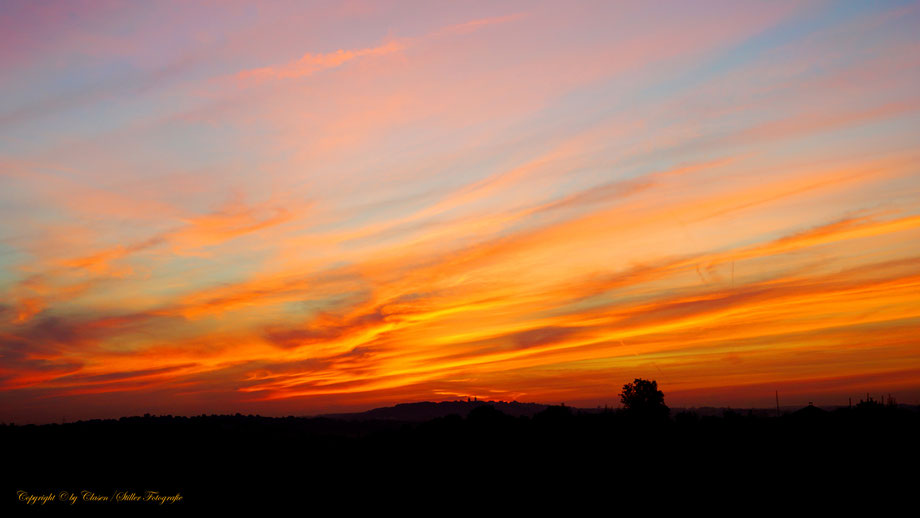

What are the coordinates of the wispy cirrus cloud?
(2, 1, 920, 423)
(235, 12, 527, 83)
(237, 40, 406, 81)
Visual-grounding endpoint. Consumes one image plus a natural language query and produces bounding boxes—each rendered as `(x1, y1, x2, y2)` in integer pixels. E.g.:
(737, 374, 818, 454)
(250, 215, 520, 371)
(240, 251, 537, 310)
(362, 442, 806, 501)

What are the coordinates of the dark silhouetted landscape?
(5, 382, 918, 510)
(6, 2, 920, 512)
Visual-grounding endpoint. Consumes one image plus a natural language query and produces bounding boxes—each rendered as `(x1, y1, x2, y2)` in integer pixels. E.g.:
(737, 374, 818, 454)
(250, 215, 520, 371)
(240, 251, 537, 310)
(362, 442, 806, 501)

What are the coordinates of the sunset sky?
(2, 1, 919, 424)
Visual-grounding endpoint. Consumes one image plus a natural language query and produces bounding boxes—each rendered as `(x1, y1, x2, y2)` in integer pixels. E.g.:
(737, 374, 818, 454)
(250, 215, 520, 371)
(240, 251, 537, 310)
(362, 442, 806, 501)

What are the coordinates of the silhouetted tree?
(467, 404, 510, 424)
(534, 404, 574, 423)
(620, 378, 669, 420)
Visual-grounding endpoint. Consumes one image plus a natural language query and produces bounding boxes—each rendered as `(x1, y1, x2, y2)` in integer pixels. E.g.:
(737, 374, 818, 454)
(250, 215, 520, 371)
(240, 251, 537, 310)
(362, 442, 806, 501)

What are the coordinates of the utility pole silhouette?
(775, 390, 780, 417)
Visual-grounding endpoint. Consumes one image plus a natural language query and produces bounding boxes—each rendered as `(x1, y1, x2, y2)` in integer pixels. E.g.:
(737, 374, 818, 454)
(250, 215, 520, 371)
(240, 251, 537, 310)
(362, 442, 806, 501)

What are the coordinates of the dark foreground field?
(4, 401, 918, 511)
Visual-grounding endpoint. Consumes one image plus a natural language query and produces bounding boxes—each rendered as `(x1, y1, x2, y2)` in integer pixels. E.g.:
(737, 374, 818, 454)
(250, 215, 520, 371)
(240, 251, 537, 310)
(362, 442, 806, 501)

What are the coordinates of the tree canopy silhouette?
(620, 378, 669, 419)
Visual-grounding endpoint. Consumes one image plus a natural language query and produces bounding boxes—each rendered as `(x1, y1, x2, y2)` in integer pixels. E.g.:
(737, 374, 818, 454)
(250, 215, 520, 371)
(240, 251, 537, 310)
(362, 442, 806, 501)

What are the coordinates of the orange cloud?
(238, 40, 405, 81)
(3, 2, 919, 423)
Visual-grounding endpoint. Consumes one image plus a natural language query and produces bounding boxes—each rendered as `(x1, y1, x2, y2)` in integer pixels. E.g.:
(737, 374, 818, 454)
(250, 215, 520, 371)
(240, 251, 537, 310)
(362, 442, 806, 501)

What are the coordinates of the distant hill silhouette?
(320, 399, 549, 421)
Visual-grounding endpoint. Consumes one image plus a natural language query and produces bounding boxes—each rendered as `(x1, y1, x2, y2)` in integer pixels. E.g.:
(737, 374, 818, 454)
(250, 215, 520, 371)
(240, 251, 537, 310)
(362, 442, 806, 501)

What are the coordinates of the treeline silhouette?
(4, 397, 919, 509)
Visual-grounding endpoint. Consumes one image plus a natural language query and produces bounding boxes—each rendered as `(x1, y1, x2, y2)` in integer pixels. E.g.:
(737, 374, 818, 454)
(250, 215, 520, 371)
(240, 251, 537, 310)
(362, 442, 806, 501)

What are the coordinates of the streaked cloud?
(2, 0, 919, 423)
(238, 40, 406, 81)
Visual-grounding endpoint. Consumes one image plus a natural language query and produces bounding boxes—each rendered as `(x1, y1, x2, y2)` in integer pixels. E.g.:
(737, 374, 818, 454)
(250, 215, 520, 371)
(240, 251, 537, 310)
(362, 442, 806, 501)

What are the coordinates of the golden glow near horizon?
(1, 1, 919, 423)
